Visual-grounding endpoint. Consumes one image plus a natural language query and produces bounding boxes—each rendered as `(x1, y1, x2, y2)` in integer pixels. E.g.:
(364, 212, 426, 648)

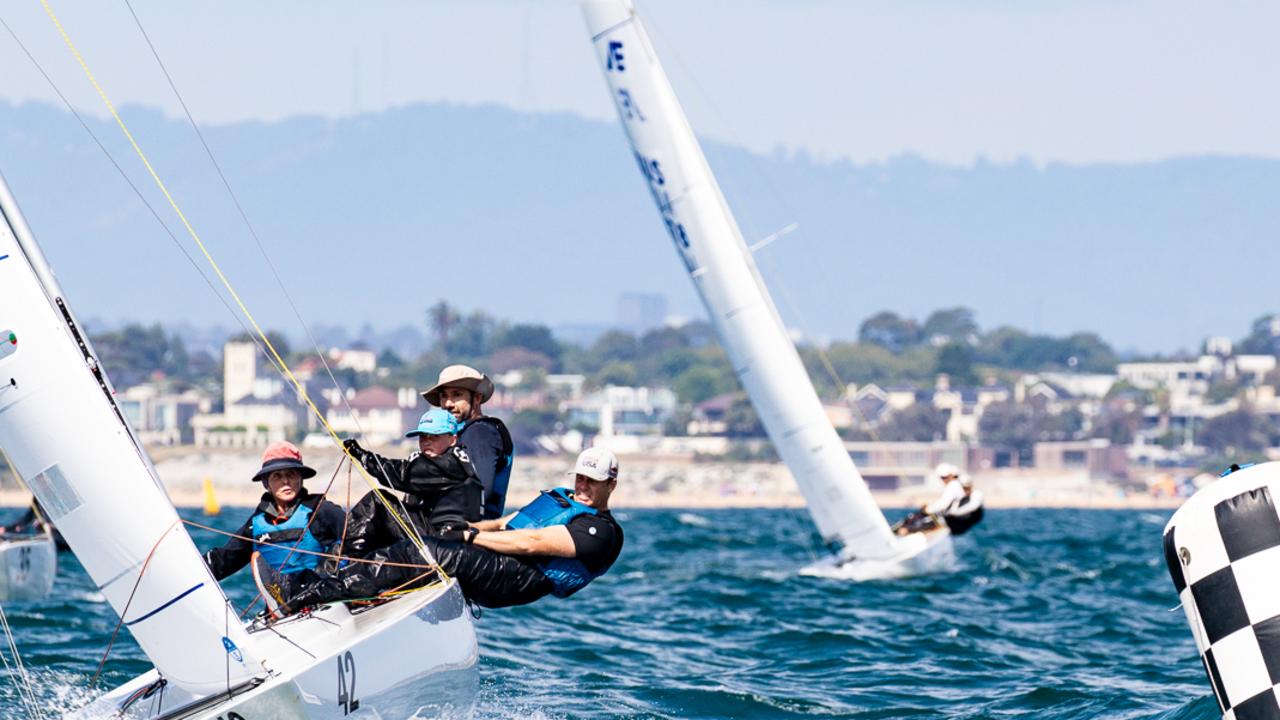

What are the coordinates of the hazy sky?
(2, 0, 1278, 166)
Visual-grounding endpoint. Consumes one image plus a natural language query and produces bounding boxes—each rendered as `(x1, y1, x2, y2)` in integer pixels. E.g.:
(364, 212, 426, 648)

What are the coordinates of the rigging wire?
(0, 601, 44, 720)
(0, 12, 270, 367)
(641, 12, 884, 442)
(114, 0, 417, 529)
(36, 0, 431, 557)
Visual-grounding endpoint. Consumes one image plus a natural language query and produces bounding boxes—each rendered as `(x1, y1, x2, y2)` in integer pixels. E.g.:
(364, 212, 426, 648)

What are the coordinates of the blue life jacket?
(507, 487, 602, 598)
(250, 503, 324, 575)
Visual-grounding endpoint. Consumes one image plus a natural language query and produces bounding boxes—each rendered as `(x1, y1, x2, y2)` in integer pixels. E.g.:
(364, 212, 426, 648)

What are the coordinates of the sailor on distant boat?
(341, 408, 483, 554)
(204, 441, 346, 580)
(423, 365, 514, 519)
(269, 447, 625, 613)
(0, 498, 66, 550)
(895, 463, 966, 536)
(943, 474, 985, 535)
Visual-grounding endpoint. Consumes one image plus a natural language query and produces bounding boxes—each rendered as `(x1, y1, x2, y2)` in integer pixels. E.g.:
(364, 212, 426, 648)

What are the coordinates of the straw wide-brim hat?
(422, 364, 495, 406)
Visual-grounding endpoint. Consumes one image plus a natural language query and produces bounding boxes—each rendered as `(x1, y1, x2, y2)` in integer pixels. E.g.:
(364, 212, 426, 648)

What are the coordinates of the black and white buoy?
(1164, 462, 1280, 719)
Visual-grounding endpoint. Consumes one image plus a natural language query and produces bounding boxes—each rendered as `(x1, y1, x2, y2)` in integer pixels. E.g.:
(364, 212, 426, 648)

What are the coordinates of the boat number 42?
(337, 650, 359, 714)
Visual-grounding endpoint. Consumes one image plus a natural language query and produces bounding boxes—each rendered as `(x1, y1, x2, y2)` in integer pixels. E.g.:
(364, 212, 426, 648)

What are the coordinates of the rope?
(36, 0, 435, 561)
(115, 0, 416, 515)
(91, 519, 181, 688)
(185, 521, 438, 572)
(0, 602, 44, 720)
(37, 0, 432, 562)
(237, 458, 347, 619)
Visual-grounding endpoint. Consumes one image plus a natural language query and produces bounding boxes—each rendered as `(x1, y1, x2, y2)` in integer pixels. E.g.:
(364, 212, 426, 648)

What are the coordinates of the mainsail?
(0, 171, 262, 693)
(582, 0, 899, 560)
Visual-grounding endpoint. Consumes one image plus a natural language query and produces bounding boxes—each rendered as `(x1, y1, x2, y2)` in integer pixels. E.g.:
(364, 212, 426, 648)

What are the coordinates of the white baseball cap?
(568, 447, 619, 482)
(935, 462, 961, 480)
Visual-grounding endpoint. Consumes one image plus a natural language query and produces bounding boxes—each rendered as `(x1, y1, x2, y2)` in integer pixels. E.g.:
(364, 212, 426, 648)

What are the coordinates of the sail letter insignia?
(0, 331, 15, 360)
(607, 40, 625, 71)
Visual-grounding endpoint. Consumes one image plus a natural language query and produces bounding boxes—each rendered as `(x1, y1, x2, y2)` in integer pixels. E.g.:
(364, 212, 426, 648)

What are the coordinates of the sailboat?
(0, 502, 57, 602)
(0, 163, 477, 713)
(581, 0, 955, 581)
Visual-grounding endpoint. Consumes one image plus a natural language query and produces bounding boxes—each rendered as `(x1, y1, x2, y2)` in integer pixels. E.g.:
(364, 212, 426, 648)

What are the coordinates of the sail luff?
(582, 0, 900, 559)
(0, 170, 263, 692)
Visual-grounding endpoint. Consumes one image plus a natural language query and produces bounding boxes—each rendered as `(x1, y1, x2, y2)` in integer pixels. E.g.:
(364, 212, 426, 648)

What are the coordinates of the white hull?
(69, 579, 478, 719)
(0, 535, 56, 601)
(799, 529, 956, 582)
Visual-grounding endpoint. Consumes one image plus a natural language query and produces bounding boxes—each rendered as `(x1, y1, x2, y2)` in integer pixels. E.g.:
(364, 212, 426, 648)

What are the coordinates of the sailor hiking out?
(424, 365, 514, 519)
(895, 463, 981, 536)
(204, 441, 345, 580)
(262, 447, 625, 613)
(944, 474, 985, 535)
(341, 407, 484, 554)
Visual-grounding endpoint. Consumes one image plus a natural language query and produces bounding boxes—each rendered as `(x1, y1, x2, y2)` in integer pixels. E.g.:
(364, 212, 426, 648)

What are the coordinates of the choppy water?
(0, 507, 1216, 719)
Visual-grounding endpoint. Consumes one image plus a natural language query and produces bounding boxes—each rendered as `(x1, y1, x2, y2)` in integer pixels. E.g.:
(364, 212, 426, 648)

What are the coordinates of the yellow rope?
(38, 0, 431, 562)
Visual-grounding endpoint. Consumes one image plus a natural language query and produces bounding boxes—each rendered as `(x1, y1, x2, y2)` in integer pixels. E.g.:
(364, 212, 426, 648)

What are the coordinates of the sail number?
(633, 151, 695, 271)
(337, 651, 359, 714)
(215, 714, 246, 720)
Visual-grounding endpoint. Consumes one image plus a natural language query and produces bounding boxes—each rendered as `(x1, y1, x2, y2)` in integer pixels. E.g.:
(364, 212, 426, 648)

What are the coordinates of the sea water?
(0, 507, 1215, 719)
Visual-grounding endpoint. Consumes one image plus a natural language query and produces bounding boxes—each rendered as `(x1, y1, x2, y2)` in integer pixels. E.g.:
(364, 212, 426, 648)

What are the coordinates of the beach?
(0, 446, 1180, 511)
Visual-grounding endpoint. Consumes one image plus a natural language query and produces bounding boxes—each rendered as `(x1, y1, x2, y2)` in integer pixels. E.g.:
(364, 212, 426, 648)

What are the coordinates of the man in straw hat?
(266, 447, 625, 613)
(422, 364, 514, 520)
(204, 441, 346, 583)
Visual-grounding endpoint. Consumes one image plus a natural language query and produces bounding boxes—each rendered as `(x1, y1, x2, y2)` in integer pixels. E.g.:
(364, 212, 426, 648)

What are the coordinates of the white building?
(118, 384, 212, 446)
(191, 340, 307, 447)
(326, 386, 420, 446)
(562, 385, 676, 437)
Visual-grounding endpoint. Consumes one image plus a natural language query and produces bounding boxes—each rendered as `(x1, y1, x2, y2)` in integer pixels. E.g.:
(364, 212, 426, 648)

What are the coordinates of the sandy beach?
(0, 446, 1180, 511)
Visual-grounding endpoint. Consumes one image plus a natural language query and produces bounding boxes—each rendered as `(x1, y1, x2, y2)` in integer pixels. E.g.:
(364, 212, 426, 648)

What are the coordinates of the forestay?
(582, 0, 899, 560)
(0, 171, 262, 693)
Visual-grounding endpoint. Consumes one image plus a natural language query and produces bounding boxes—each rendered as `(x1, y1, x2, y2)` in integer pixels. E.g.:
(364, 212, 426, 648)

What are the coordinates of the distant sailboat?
(0, 162, 477, 715)
(582, 0, 955, 580)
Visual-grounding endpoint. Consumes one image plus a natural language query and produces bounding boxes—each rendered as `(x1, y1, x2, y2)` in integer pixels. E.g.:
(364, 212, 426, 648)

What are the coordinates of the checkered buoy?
(1164, 462, 1280, 719)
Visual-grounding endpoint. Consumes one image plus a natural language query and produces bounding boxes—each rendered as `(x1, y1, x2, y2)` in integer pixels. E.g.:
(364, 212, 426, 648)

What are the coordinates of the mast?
(0, 171, 264, 693)
(581, 0, 900, 559)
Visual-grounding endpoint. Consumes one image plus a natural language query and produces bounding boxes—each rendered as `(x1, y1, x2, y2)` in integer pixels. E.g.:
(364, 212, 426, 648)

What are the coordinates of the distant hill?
(2, 100, 1277, 353)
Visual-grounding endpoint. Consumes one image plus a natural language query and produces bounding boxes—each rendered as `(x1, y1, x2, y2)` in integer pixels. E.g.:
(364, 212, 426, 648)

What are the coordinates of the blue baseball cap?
(405, 408, 459, 438)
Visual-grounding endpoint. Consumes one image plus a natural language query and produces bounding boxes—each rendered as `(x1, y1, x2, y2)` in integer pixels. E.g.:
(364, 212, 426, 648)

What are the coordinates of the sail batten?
(0, 170, 262, 693)
(583, 0, 900, 559)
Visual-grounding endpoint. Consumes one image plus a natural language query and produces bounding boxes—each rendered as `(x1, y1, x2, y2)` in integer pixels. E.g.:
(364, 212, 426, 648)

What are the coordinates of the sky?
(1, 0, 1279, 166)
(1, 1, 1278, 355)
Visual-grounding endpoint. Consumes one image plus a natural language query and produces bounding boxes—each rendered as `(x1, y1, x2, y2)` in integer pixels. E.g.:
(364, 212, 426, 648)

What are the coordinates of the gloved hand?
(342, 438, 364, 457)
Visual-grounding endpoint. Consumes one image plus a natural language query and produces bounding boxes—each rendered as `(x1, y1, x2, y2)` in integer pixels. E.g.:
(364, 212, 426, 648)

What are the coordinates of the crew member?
(204, 441, 345, 581)
(268, 447, 624, 613)
(341, 408, 483, 554)
(0, 498, 66, 550)
(895, 463, 965, 536)
(423, 365, 513, 519)
(944, 474, 985, 535)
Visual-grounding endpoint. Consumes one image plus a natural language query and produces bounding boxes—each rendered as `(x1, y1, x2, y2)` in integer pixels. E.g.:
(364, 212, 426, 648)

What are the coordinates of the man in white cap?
(943, 474, 985, 535)
(895, 462, 966, 535)
(422, 364, 514, 520)
(270, 447, 625, 612)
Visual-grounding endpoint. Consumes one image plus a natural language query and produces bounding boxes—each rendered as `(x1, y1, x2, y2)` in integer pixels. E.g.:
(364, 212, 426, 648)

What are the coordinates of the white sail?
(0, 172, 263, 693)
(582, 0, 899, 560)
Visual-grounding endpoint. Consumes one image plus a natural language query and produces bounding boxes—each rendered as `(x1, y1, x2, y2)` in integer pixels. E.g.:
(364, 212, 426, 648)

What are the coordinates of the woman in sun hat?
(203, 441, 346, 582)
